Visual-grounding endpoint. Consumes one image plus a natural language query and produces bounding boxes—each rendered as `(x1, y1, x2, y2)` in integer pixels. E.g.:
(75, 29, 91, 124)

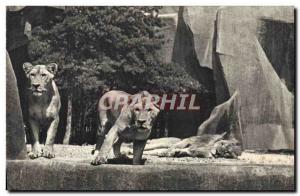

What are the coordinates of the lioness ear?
(140, 91, 150, 98)
(23, 62, 33, 74)
(47, 63, 58, 75)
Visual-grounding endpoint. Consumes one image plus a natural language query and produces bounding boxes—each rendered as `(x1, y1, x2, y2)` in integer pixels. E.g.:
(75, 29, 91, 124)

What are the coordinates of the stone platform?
(6, 145, 295, 191)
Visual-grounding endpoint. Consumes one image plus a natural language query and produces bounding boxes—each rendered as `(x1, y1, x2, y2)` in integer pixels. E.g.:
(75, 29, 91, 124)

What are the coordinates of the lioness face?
(23, 62, 58, 96)
(132, 100, 160, 131)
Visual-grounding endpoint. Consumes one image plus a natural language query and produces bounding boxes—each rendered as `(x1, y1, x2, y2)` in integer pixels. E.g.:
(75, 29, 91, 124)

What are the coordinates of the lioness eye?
(147, 108, 152, 112)
(135, 108, 140, 111)
(41, 74, 46, 77)
(30, 73, 35, 77)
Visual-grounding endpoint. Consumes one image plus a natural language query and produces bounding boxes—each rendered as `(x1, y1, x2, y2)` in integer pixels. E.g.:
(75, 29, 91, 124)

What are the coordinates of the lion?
(120, 134, 242, 159)
(158, 133, 242, 158)
(23, 62, 61, 159)
(91, 90, 160, 165)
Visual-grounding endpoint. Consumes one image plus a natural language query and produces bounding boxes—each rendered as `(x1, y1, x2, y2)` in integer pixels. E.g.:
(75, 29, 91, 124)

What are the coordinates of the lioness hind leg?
(113, 137, 129, 160)
(28, 120, 42, 159)
(43, 117, 59, 158)
(133, 140, 147, 165)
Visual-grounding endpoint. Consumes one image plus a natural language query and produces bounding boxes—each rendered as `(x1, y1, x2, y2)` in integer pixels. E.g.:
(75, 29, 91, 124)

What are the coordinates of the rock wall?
(258, 19, 295, 93)
(171, 6, 294, 150)
(197, 91, 243, 146)
(173, 6, 219, 69)
(165, 7, 217, 138)
(156, 13, 178, 63)
(214, 7, 294, 150)
(6, 52, 27, 160)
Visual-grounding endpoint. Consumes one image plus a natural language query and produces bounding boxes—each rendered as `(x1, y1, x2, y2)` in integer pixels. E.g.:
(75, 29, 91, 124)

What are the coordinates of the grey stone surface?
(157, 13, 178, 63)
(168, 6, 218, 138)
(173, 6, 219, 69)
(6, 51, 26, 160)
(172, 6, 216, 89)
(214, 7, 294, 150)
(7, 159, 294, 191)
(197, 91, 243, 146)
(172, 6, 295, 150)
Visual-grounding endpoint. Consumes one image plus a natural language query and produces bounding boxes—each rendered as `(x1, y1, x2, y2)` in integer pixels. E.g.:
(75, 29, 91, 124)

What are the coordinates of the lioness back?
(98, 90, 131, 119)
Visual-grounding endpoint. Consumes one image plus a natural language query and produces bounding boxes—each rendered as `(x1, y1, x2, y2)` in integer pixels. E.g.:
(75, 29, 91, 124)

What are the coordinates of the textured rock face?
(157, 13, 178, 63)
(197, 91, 243, 145)
(173, 6, 294, 150)
(214, 7, 294, 150)
(258, 19, 294, 93)
(172, 7, 217, 88)
(173, 6, 219, 69)
(167, 7, 217, 138)
(6, 51, 27, 160)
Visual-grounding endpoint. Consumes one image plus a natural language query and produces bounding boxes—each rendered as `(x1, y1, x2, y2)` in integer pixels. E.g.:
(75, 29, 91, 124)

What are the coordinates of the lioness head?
(131, 96, 160, 131)
(23, 62, 58, 96)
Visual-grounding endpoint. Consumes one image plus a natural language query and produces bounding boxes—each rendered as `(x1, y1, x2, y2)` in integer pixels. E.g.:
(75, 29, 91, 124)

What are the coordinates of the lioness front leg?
(133, 140, 147, 165)
(43, 117, 59, 158)
(113, 137, 129, 160)
(93, 110, 110, 156)
(28, 120, 42, 159)
(91, 126, 119, 165)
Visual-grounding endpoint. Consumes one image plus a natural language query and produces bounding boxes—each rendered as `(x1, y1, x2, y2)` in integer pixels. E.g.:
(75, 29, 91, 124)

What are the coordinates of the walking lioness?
(23, 62, 61, 159)
(91, 90, 160, 165)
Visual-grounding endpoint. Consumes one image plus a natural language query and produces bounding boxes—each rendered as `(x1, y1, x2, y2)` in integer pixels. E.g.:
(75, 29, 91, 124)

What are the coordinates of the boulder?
(172, 6, 217, 88)
(167, 6, 218, 138)
(197, 91, 243, 145)
(6, 51, 27, 160)
(170, 6, 294, 150)
(172, 6, 219, 69)
(258, 18, 295, 93)
(214, 7, 294, 150)
(156, 12, 178, 63)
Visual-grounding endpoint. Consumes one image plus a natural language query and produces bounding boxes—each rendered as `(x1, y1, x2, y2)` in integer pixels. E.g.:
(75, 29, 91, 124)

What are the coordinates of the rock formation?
(6, 51, 27, 159)
(214, 7, 294, 150)
(172, 6, 294, 150)
(197, 91, 243, 146)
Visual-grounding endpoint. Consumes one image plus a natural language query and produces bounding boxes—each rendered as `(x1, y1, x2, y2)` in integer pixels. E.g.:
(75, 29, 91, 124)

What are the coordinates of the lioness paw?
(28, 144, 43, 159)
(28, 151, 42, 159)
(43, 150, 55, 158)
(43, 146, 55, 159)
(91, 156, 107, 165)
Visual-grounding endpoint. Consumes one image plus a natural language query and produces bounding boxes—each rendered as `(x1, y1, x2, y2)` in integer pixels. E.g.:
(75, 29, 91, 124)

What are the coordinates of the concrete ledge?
(7, 160, 294, 191)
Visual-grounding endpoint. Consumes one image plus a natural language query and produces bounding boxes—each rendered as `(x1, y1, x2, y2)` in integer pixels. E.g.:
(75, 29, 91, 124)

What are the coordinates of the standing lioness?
(23, 62, 61, 159)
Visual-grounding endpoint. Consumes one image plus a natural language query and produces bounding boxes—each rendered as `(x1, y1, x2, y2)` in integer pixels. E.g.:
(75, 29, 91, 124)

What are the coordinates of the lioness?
(158, 133, 242, 158)
(91, 90, 160, 165)
(23, 62, 61, 159)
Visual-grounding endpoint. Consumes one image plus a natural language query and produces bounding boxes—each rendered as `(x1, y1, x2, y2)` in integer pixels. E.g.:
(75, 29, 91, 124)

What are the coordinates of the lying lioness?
(91, 90, 160, 165)
(23, 62, 61, 159)
(158, 133, 242, 158)
(121, 134, 242, 159)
